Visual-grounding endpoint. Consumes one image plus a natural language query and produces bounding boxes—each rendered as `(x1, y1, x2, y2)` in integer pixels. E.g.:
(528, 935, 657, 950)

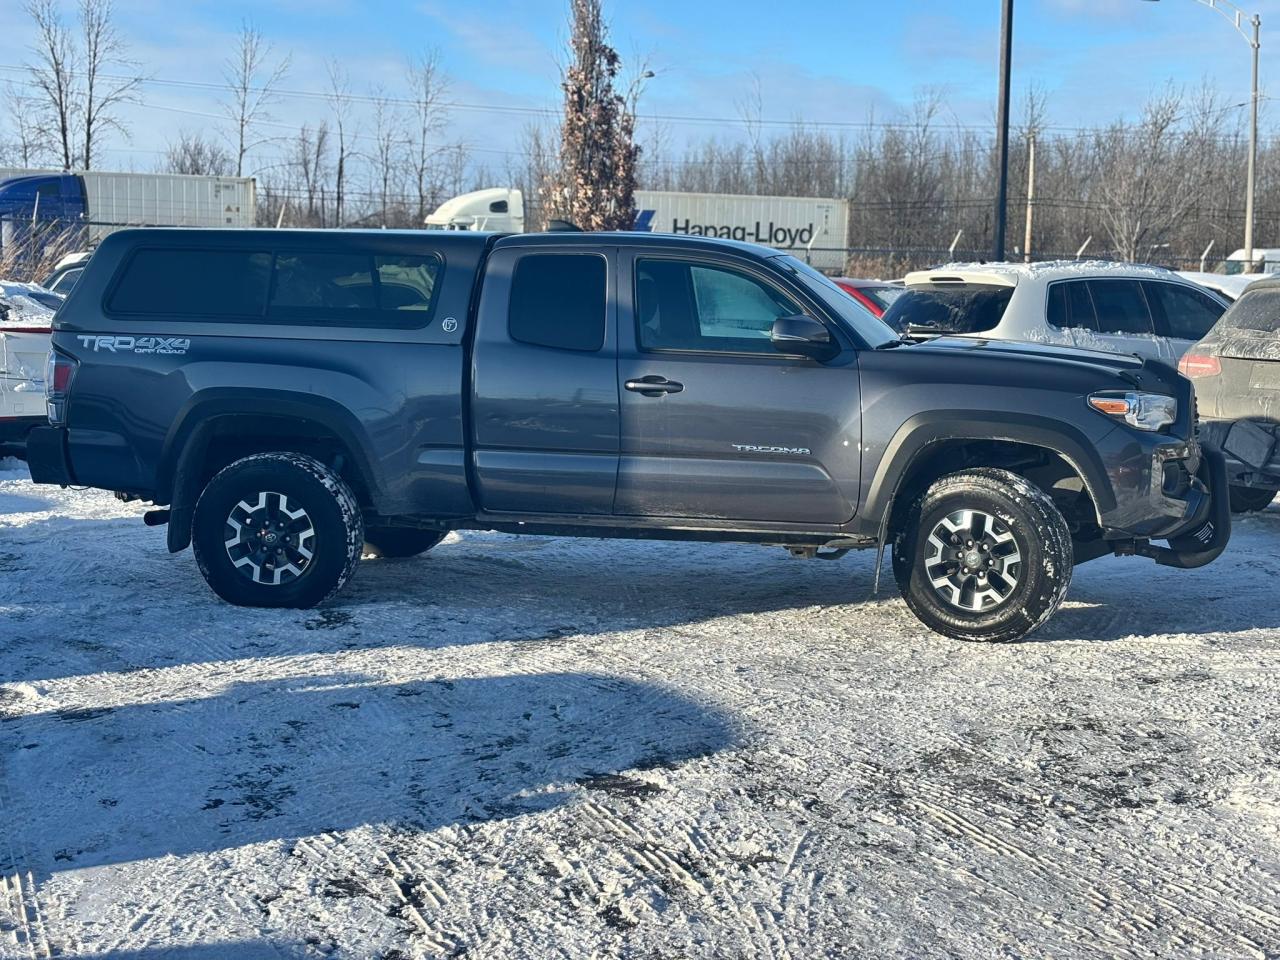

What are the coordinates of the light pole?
(1145, 0, 1261, 267)
(994, 0, 1014, 261)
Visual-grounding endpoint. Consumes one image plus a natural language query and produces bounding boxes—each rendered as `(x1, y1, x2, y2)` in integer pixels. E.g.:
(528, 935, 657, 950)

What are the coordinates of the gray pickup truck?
(26, 228, 1229, 642)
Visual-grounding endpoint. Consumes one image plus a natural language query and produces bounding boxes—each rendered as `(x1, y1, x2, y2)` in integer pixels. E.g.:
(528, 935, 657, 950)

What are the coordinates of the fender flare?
(863, 410, 1116, 535)
(156, 389, 383, 552)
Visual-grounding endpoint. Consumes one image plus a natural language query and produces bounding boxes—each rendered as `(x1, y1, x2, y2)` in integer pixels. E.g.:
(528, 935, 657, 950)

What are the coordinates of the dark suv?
(26, 228, 1229, 642)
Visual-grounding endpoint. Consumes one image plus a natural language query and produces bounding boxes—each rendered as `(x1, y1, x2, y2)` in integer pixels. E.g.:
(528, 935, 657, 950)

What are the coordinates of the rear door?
(469, 245, 619, 514)
(1084, 278, 1163, 360)
(614, 250, 859, 524)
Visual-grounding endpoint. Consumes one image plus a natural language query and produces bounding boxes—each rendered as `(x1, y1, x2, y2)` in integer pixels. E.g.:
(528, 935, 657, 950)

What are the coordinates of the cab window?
(636, 258, 801, 354)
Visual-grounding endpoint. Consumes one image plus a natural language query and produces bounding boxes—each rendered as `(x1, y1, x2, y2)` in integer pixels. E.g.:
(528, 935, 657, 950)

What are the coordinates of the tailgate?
(1, 329, 50, 383)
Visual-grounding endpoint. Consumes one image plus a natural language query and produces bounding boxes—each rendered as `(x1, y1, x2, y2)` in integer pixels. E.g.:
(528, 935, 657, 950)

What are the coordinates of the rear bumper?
(23, 425, 75, 485)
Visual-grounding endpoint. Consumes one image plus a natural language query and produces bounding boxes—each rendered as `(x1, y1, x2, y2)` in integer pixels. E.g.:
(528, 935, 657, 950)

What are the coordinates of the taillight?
(45, 349, 78, 426)
(1178, 353, 1221, 379)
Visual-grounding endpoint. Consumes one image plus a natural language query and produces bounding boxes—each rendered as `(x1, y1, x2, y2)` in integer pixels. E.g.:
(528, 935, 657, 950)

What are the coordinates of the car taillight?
(45, 349, 78, 426)
(1178, 353, 1221, 379)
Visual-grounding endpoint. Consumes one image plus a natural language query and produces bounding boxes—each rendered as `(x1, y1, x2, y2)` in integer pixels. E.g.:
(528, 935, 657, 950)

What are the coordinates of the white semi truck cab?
(425, 188, 525, 232)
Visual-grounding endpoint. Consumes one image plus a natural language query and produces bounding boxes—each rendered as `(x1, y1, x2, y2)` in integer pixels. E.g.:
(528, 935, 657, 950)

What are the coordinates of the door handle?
(624, 375, 684, 397)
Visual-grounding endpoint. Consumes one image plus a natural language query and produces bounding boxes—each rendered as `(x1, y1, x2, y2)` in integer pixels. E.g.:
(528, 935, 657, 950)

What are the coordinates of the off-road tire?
(362, 527, 445, 559)
(192, 453, 364, 608)
(892, 468, 1073, 643)
(1229, 484, 1275, 514)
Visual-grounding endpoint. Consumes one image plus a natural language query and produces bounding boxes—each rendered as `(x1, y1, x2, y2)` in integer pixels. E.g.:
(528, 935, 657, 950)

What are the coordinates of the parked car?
(1176, 270, 1276, 303)
(832, 278, 904, 317)
(0, 281, 58, 455)
(26, 228, 1229, 643)
(887, 261, 1229, 362)
(41, 250, 92, 296)
(1180, 278, 1280, 512)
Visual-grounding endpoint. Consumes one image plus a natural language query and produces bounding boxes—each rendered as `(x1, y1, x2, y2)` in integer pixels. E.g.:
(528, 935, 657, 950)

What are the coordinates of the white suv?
(0, 282, 58, 453)
(887, 261, 1229, 362)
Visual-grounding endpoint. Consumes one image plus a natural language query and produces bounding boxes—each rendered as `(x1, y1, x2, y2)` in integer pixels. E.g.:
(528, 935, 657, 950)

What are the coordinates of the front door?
(615, 251, 860, 525)
(470, 246, 619, 514)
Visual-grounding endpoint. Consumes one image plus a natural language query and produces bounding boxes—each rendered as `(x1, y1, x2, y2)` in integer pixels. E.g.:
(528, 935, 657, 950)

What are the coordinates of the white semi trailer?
(0, 169, 256, 250)
(426, 187, 850, 271)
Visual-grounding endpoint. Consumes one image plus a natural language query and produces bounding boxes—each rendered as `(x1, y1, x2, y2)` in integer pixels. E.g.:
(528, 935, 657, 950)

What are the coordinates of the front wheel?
(192, 452, 364, 608)
(892, 468, 1072, 643)
(1229, 485, 1276, 514)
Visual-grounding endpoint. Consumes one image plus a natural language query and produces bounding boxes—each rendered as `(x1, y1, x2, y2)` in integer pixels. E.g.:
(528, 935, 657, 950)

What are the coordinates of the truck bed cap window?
(108, 246, 441, 327)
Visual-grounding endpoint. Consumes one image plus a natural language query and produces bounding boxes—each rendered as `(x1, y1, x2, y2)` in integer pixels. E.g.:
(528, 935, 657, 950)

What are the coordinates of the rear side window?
(109, 249, 273, 317)
(881, 284, 1014, 335)
(109, 248, 441, 326)
(1219, 289, 1280, 333)
(1047, 280, 1098, 331)
(1086, 279, 1153, 335)
(508, 254, 607, 351)
(1145, 281, 1224, 340)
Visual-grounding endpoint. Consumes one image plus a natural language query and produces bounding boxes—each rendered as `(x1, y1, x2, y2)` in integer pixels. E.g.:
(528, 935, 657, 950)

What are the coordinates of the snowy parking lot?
(2, 459, 1279, 959)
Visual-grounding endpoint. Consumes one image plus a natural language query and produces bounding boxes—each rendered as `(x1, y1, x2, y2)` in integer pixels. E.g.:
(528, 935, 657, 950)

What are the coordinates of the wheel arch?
(157, 389, 384, 553)
(867, 411, 1114, 541)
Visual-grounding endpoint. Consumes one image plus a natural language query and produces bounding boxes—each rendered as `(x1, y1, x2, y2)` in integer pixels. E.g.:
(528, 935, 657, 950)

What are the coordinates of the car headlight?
(1088, 391, 1176, 432)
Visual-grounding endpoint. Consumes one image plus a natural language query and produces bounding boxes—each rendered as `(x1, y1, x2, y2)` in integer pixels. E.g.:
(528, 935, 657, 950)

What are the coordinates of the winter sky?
(0, 0, 1275, 175)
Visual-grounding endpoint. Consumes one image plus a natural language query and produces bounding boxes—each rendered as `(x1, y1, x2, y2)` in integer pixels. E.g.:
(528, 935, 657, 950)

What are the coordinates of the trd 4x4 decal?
(77, 335, 190, 355)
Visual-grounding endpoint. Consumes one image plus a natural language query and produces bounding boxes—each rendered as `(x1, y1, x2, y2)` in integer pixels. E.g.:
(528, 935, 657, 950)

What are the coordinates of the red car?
(833, 278, 903, 318)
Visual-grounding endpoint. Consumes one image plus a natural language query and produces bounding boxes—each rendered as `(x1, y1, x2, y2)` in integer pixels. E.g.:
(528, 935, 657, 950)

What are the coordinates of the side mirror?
(771, 315, 837, 361)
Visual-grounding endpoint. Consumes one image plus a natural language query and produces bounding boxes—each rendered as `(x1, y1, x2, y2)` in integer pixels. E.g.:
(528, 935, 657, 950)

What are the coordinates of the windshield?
(881, 284, 1014, 336)
(770, 255, 900, 348)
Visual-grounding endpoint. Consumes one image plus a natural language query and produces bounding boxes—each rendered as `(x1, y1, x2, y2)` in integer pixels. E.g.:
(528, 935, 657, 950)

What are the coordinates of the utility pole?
(1141, 1, 1261, 268)
(993, 0, 1014, 261)
(1023, 136, 1036, 263)
(1245, 11, 1260, 268)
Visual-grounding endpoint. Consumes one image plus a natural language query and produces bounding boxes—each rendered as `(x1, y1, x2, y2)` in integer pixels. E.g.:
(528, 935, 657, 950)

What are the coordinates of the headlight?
(1088, 391, 1176, 432)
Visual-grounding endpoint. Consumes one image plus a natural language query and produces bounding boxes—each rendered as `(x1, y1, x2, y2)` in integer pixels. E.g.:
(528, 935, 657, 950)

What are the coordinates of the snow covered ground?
(2, 459, 1279, 959)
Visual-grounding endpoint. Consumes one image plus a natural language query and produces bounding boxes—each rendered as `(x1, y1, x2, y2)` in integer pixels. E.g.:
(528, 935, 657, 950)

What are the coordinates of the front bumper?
(1127, 446, 1231, 569)
(23, 425, 75, 485)
(1092, 428, 1230, 569)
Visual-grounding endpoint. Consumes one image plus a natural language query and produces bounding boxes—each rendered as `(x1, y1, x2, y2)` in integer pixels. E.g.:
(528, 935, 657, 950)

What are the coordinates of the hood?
(905, 335, 1183, 392)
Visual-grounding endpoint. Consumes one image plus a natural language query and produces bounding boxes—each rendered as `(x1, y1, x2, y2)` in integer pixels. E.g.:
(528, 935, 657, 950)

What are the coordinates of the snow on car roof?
(0, 281, 57, 328)
(904, 259, 1182, 287)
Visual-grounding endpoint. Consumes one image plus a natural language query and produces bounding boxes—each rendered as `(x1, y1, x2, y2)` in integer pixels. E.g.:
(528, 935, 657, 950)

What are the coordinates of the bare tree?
(24, 0, 77, 170)
(405, 50, 449, 225)
(292, 121, 330, 225)
(368, 86, 404, 226)
(78, 0, 143, 169)
(1, 82, 55, 167)
(221, 21, 291, 177)
(509, 122, 556, 230)
(163, 130, 233, 176)
(325, 59, 355, 226)
(542, 0, 642, 231)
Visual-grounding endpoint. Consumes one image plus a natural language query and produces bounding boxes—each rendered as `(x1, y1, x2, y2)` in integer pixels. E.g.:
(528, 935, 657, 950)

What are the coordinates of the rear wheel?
(192, 453, 363, 608)
(1229, 484, 1276, 513)
(892, 468, 1072, 643)
(362, 527, 444, 559)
